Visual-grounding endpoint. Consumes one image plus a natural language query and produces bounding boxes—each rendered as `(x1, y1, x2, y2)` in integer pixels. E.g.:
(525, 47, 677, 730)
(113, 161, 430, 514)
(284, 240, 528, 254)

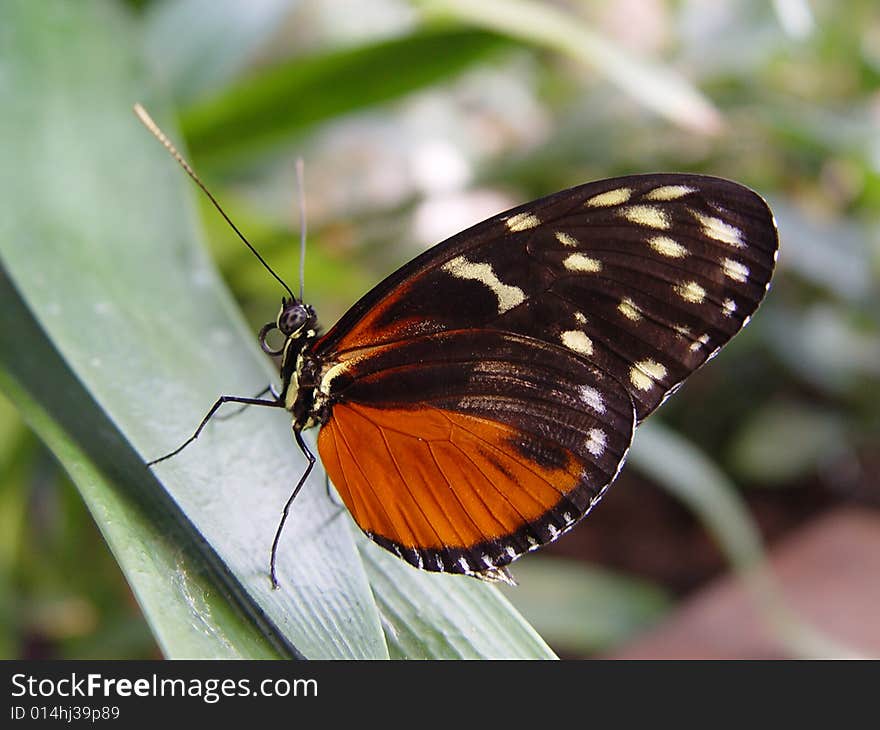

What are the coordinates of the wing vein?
(333, 409, 416, 547)
(376, 424, 448, 548)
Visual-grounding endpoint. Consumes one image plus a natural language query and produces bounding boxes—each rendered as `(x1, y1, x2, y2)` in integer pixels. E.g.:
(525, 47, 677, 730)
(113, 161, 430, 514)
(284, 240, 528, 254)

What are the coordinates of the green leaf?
(0, 0, 553, 660)
(0, 327, 280, 659)
(181, 27, 511, 163)
(770, 198, 872, 303)
(500, 556, 671, 656)
(359, 542, 553, 659)
(728, 400, 847, 485)
(143, 0, 297, 104)
(764, 304, 880, 395)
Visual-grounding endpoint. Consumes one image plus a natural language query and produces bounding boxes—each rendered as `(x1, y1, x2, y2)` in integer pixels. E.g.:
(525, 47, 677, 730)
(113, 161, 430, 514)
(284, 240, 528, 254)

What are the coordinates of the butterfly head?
(277, 297, 316, 336)
(258, 297, 317, 356)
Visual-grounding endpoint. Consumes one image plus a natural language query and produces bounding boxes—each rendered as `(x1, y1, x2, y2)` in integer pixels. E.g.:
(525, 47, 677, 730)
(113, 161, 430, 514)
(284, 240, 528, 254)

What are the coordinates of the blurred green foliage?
(1, 0, 878, 658)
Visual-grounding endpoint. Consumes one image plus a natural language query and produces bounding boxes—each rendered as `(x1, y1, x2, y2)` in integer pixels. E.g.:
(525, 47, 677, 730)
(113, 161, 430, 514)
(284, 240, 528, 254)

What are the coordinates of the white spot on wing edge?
(689, 333, 711, 352)
(586, 188, 632, 207)
(629, 359, 667, 391)
(586, 428, 607, 457)
(441, 256, 526, 313)
(506, 212, 540, 231)
(578, 385, 606, 414)
(645, 184, 696, 201)
(694, 211, 745, 247)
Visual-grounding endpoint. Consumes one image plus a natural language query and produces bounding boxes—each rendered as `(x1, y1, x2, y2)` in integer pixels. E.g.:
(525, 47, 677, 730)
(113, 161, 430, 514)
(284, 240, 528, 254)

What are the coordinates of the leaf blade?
(181, 27, 511, 162)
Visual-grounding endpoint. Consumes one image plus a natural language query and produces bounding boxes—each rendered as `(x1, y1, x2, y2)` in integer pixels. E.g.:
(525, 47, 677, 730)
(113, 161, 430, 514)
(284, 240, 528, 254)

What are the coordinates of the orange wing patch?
(318, 402, 584, 560)
(331, 281, 432, 352)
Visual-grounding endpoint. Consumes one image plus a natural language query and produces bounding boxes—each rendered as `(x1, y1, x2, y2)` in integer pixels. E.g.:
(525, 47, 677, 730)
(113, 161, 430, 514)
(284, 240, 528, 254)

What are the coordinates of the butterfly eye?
(278, 302, 312, 335)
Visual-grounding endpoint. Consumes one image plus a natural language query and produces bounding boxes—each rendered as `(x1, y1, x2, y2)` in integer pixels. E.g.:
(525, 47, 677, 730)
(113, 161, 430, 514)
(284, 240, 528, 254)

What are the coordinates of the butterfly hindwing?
(316, 330, 635, 579)
(310, 173, 778, 578)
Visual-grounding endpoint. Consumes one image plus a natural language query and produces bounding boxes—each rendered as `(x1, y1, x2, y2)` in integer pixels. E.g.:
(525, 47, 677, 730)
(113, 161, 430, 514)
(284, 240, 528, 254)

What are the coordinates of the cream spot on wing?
(586, 428, 607, 457)
(586, 188, 632, 207)
(649, 235, 688, 258)
(630, 359, 667, 391)
(441, 256, 526, 313)
(645, 185, 696, 201)
(676, 280, 706, 303)
(722, 298, 737, 317)
(506, 212, 541, 232)
(578, 385, 606, 414)
(561, 330, 593, 356)
(689, 334, 710, 353)
(694, 211, 745, 247)
(722, 257, 749, 282)
(621, 205, 670, 229)
(563, 253, 602, 272)
(618, 297, 642, 321)
(574, 311, 587, 324)
(555, 231, 579, 247)
(673, 323, 691, 337)
(318, 360, 354, 395)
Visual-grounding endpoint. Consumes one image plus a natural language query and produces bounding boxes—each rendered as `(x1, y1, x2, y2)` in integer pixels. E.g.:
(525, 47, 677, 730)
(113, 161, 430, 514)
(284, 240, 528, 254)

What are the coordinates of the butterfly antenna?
(295, 157, 307, 302)
(133, 103, 295, 300)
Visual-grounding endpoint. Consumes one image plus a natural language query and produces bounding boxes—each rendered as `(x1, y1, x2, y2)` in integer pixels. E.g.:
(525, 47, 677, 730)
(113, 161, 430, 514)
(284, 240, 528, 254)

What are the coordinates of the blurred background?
(1, 0, 878, 659)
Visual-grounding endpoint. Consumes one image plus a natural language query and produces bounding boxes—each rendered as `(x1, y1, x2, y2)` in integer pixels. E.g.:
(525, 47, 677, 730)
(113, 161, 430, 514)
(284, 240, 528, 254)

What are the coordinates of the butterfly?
(138, 105, 778, 588)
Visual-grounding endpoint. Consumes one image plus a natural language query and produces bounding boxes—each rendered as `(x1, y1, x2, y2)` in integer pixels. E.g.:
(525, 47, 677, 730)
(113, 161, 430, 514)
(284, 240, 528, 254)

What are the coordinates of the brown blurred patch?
(604, 506, 880, 658)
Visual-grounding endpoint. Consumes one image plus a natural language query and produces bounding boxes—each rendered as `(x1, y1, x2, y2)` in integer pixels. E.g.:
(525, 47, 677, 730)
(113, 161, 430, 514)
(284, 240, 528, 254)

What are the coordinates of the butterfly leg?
(214, 384, 280, 420)
(147, 392, 284, 466)
(269, 426, 315, 589)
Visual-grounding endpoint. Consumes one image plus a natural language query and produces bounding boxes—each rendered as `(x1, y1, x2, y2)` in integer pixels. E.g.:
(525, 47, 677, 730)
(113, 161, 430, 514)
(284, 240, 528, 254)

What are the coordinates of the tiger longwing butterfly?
(137, 105, 778, 587)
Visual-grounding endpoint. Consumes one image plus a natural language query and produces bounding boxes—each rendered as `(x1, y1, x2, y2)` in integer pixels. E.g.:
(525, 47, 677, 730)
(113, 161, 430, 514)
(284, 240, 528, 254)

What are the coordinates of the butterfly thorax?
(287, 348, 331, 431)
(260, 298, 330, 431)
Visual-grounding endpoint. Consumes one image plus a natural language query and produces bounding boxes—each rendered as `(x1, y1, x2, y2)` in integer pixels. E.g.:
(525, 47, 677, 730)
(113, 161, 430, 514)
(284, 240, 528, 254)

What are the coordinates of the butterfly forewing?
(309, 173, 778, 579)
